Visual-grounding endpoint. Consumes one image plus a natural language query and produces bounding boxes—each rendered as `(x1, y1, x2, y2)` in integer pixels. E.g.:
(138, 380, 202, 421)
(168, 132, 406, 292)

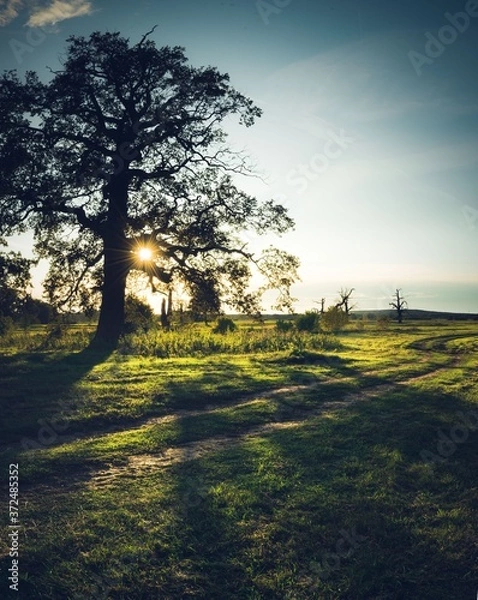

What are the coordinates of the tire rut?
(87, 382, 395, 489)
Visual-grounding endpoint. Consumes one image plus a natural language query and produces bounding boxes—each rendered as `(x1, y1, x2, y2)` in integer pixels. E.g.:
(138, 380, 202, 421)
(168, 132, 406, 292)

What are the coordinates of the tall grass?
(117, 326, 341, 357)
(0, 322, 341, 357)
(0, 323, 94, 352)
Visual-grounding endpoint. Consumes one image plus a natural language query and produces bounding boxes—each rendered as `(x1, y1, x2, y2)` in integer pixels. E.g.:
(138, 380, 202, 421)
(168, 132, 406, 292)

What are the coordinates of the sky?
(0, 0, 477, 313)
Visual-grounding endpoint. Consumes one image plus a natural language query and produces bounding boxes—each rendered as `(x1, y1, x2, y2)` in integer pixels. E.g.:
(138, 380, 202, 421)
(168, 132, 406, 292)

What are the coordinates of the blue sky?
(1, 0, 477, 312)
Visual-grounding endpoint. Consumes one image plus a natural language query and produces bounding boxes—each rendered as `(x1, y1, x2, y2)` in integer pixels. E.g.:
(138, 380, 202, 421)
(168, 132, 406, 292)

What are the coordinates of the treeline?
(0, 249, 55, 333)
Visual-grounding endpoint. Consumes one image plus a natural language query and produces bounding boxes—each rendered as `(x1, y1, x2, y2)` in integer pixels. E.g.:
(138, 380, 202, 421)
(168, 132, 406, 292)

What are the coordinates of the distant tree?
(159, 288, 173, 329)
(335, 287, 355, 315)
(314, 297, 326, 314)
(0, 30, 298, 346)
(123, 295, 155, 334)
(20, 296, 56, 324)
(160, 297, 168, 330)
(0, 246, 32, 319)
(390, 289, 407, 323)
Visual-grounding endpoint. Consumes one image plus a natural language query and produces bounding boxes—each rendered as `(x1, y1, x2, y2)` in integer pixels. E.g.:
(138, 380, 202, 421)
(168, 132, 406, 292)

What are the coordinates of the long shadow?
(162, 458, 256, 598)
(0, 344, 112, 449)
(141, 356, 385, 598)
(159, 353, 363, 413)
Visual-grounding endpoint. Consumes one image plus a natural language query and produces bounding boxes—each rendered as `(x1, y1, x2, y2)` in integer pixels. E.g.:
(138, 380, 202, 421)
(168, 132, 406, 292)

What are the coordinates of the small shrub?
(275, 319, 294, 333)
(376, 315, 391, 331)
(124, 295, 156, 334)
(213, 316, 237, 335)
(285, 349, 325, 364)
(38, 322, 65, 350)
(0, 316, 13, 336)
(295, 311, 320, 333)
(320, 306, 348, 333)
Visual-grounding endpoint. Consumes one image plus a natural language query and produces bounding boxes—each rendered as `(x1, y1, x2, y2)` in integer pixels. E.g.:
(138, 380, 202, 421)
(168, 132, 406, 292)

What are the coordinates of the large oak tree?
(0, 30, 298, 344)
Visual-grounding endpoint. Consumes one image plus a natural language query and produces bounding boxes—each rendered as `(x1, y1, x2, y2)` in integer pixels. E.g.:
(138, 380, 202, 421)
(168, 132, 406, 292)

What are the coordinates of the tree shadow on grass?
(158, 353, 363, 413)
(0, 345, 113, 450)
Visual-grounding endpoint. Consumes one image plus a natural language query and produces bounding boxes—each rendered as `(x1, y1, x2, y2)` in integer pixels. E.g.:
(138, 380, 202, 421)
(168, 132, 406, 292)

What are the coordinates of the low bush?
(275, 319, 294, 333)
(320, 306, 348, 333)
(0, 315, 13, 336)
(213, 316, 237, 334)
(295, 311, 320, 333)
(123, 295, 156, 334)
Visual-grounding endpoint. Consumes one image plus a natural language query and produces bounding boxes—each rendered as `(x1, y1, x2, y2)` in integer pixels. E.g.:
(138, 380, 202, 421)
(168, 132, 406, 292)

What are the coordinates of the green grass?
(1, 321, 477, 598)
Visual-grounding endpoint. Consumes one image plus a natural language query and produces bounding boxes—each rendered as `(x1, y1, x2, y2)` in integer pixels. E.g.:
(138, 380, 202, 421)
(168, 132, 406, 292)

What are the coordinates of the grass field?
(1, 320, 477, 599)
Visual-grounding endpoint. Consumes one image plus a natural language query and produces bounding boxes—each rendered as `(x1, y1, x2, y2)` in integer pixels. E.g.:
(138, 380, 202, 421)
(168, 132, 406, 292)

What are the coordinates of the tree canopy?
(0, 29, 298, 344)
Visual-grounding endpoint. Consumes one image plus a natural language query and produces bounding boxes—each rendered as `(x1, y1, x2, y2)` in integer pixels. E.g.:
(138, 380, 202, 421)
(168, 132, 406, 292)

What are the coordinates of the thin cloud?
(263, 29, 477, 128)
(27, 0, 93, 27)
(0, 0, 23, 25)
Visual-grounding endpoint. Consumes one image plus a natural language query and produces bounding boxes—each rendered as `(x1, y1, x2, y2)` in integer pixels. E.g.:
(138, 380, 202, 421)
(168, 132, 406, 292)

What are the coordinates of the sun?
(138, 247, 153, 262)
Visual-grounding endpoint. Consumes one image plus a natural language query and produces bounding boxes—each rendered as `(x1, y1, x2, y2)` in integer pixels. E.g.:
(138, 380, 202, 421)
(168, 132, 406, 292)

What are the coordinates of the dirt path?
(87, 381, 396, 488)
(88, 354, 466, 488)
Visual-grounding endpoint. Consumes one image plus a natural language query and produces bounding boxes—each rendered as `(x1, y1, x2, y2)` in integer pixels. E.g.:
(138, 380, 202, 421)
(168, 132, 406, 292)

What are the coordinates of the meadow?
(1, 319, 477, 599)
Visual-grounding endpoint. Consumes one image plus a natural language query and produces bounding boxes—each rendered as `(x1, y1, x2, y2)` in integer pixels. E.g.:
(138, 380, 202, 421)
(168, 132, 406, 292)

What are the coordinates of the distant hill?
(230, 310, 478, 322)
(351, 309, 478, 321)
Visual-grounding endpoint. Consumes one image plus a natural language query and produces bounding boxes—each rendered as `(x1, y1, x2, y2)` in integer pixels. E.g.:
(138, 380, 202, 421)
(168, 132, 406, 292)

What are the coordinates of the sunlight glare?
(138, 247, 153, 262)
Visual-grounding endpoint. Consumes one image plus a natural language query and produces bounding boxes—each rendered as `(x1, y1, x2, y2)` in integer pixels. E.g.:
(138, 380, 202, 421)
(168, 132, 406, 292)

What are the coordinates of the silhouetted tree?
(189, 277, 221, 324)
(335, 287, 355, 315)
(159, 289, 173, 330)
(390, 289, 407, 323)
(314, 297, 326, 314)
(0, 30, 298, 345)
(20, 296, 56, 324)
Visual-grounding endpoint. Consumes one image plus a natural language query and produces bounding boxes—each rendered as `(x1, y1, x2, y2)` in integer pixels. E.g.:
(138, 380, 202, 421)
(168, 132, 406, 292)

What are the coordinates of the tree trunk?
(160, 298, 168, 329)
(93, 173, 131, 346)
(94, 241, 130, 345)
